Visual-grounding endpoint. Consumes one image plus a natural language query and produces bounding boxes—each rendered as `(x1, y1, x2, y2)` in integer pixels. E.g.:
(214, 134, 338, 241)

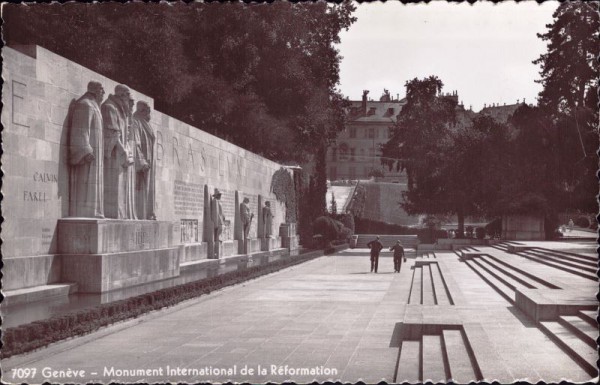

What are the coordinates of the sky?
(337, 1, 558, 111)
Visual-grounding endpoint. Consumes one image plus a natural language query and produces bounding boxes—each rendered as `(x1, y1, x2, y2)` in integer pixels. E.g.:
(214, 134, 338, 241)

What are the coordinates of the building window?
(369, 148, 374, 158)
(329, 167, 337, 181)
(368, 128, 375, 139)
(338, 143, 349, 161)
(349, 167, 356, 180)
(349, 127, 356, 138)
(359, 148, 365, 161)
(331, 147, 337, 162)
(350, 148, 355, 161)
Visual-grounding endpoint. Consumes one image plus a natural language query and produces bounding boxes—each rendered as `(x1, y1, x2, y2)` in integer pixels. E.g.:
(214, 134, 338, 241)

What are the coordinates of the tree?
(532, 2, 599, 217)
(330, 192, 338, 215)
(2, 2, 356, 164)
(381, 76, 469, 232)
(533, 2, 599, 115)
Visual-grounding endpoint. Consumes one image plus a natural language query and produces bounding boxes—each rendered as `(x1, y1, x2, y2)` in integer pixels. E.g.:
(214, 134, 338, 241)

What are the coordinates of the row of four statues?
(68, 81, 155, 220)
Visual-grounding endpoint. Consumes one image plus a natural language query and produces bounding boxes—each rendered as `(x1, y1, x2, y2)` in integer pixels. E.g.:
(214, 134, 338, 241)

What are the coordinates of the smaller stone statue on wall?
(68, 81, 106, 218)
(263, 201, 273, 238)
(240, 197, 254, 242)
(132, 101, 156, 220)
(211, 188, 226, 257)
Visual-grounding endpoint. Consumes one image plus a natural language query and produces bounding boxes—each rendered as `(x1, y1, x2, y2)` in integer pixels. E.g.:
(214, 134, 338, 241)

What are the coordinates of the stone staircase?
(490, 243, 597, 281)
(539, 310, 598, 377)
(455, 244, 598, 378)
(395, 329, 480, 382)
(327, 184, 356, 213)
(456, 246, 559, 304)
(409, 261, 453, 305)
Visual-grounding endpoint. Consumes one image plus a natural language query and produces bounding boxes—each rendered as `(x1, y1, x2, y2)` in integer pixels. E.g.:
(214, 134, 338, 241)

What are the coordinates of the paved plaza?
(2, 242, 598, 384)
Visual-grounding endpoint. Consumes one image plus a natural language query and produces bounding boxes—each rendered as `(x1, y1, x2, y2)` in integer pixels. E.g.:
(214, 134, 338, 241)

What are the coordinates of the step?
(442, 330, 476, 383)
(422, 265, 435, 305)
(528, 249, 597, 269)
(524, 250, 597, 273)
(539, 321, 597, 376)
(487, 255, 560, 289)
(534, 247, 598, 263)
(515, 252, 597, 281)
(409, 267, 423, 305)
(559, 315, 598, 348)
(3, 283, 78, 307)
(579, 310, 598, 327)
(430, 263, 451, 305)
(422, 335, 447, 382)
(396, 340, 420, 382)
(471, 258, 525, 291)
(477, 257, 536, 289)
(465, 260, 514, 303)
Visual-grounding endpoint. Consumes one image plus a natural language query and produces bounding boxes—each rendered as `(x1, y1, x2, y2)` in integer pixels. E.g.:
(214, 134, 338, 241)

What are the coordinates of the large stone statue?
(102, 85, 136, 219)
(68, 81, 105, 218)
(211, 188, 226, 257)
(263, 201, 273, 238)
(132, 101, 156, 220)
(240, 197, 254, 241)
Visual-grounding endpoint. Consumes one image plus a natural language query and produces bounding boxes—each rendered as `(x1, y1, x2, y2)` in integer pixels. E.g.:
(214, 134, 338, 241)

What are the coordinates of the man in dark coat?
(367, 236, 384, 273)
(390, 240, 406, 273)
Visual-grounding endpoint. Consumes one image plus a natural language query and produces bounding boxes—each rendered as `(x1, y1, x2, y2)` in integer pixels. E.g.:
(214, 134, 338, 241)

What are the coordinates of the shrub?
(334, 213, 355, 234)
(312, 216, 351, 245)
(417, 229, 448, 244)
(574, 216, 590, 228)
(354, 217, 418, 235)
(485, 218, 502, 238)
(475, 227, 486, 239)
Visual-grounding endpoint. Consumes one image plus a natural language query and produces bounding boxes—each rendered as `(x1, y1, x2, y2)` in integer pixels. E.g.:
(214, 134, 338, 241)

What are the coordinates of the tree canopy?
(3, 2, 356, 163)
(533, 2, 599, 115)
(531, 1, 598, 216)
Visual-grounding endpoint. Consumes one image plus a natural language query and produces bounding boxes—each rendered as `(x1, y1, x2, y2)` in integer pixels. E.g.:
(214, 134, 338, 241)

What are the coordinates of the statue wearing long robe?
(68, 92, 104, 218)
(102, 93, 136, 219)
(263, 202, 273, 238)
(132, 106, 156, 220)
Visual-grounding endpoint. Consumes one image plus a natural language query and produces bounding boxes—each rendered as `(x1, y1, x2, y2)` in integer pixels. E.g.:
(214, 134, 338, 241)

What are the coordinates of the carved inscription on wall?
(24, 172, 58, 202)
(41, 227, 53, 246)
(181, 219, 198, 243)
(173, 180, 203, 216)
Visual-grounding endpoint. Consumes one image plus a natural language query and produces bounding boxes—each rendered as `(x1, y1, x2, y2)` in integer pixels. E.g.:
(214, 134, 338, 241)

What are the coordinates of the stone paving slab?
(2, 242, 596, 384)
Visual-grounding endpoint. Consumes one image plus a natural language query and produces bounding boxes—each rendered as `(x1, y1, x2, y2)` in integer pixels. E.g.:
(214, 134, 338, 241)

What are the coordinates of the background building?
(327, 89, 406, 182)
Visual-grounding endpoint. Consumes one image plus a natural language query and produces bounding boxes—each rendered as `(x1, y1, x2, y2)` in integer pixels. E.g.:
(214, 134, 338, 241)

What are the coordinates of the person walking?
(367, 236, 384, 273)
(389, 240, 407, 273)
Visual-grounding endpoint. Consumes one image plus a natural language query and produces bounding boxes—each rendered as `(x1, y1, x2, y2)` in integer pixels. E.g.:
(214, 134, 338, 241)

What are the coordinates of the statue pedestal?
(260, 237, 280, 251)
(58, 218, 181, 293)
(279, 223, 298, 251)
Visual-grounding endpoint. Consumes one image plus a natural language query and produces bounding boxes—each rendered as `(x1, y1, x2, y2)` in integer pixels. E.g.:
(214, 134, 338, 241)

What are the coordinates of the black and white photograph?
(1, 1, 598, 383)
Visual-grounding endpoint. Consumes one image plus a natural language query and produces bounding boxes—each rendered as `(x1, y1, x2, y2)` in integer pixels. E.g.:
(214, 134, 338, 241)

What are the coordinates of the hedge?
(1, 251, 324, 359)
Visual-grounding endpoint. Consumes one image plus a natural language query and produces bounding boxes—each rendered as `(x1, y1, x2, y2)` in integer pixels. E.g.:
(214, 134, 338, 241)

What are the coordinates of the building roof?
(347, 99, 407, 123)
(478, 103, 523, 124)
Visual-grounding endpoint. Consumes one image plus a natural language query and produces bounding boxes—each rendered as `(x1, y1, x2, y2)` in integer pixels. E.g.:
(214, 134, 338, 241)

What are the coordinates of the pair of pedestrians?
(366, 236, 406, 273)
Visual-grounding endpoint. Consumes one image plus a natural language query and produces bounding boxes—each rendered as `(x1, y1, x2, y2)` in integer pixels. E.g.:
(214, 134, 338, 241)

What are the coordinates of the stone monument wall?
(2, 46, 289, 291)
(150, 109, 286, 243)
